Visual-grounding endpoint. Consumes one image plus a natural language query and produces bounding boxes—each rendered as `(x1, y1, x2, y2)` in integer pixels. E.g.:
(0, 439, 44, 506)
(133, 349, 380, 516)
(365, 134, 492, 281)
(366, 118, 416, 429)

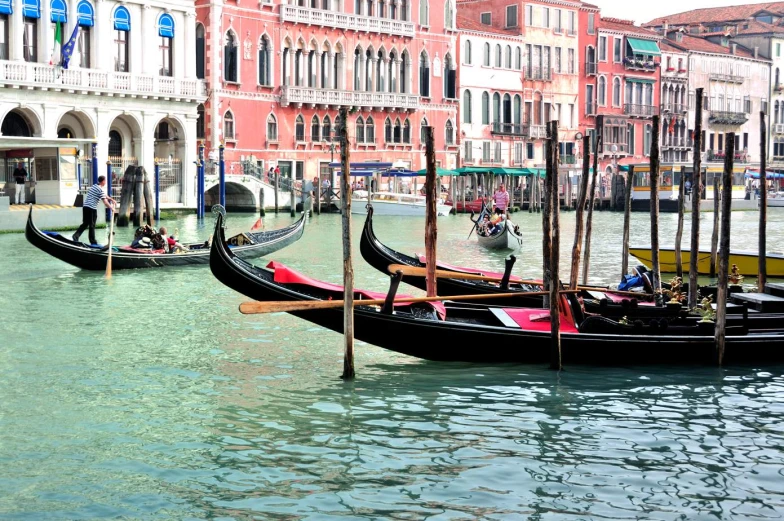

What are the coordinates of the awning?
(113, 6, 130, 31)
(329, 161, 393, 169)
(0, 0, 12, 15)
(415, 167, 459, 176)
(22, 0, 40, 18)
(50, 0, 66, 22)
(746, 171, 784, 179)
(627, 37, 661, 56)
(625, 77, 656, 84)
(158, 13, 175, 38)
(77, 0, 94, 27)
(707, 166, 748, 173)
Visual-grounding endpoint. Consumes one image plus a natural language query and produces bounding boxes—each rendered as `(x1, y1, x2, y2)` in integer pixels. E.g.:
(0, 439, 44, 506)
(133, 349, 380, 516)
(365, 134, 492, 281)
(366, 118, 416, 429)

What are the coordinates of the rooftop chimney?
(754, 46, 759, 58)
(663, 20, 669, 34)
(731, 43, 737, 54)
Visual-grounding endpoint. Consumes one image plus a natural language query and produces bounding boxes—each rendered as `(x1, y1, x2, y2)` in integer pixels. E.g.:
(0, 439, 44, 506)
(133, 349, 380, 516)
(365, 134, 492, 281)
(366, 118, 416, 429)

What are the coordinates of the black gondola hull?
(26, 206, 306, 270)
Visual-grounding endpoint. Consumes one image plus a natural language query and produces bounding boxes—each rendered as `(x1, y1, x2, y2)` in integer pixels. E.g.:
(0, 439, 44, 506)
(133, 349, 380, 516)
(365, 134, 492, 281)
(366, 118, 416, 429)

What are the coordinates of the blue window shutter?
(158, 13, 174, 38)
(113, 6, 130, 31)
(77, 0, 93, 26)
(23, 0, 40, 18)
(50, 0, 67, 23)
(0, 0, 13, 15)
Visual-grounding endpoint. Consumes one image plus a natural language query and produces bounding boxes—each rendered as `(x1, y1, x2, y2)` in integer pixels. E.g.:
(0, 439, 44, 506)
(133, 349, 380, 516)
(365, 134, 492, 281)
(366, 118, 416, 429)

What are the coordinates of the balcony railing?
(281, 5, 415, 38)
(0, 60, 205, 99)
(281, 85, 419, 110)
(602, 143, 628, 154)
(524, 66, 552, 81)
(624, 103, 658, 117)
(559, 155, 576, 164)
(709, 72, 744, 84)
(528, 125, 547, 138)
(661, 103, 687, 114)
(623, 56, 658, 71)
(585, 61, 597, 75)
(662, 137, 690, 148)
(708, 111, 749, 125)
(707, 149, 749, 163)
(775, 123, 784, 134)
(491, 122, 529, 136)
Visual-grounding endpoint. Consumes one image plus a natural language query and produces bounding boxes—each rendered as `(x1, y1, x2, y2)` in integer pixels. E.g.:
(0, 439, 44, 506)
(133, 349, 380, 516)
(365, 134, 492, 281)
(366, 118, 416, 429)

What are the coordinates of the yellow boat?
(629, 246, 784, 276)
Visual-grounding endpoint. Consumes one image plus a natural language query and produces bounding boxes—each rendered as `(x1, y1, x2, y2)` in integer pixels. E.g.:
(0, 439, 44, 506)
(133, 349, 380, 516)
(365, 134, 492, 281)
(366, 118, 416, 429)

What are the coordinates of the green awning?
(625, 77, 656, 84)
(627, 37, 661, 56)
(456, 166, 498, 174)
(415, 167, 459, 176)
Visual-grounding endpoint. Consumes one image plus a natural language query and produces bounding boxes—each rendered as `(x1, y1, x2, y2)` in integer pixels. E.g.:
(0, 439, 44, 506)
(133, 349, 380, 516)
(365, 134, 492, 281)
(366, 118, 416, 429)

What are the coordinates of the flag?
(50, 22, 62, 65)
(251, 218, 263, 231)
(61, 25, 80, 70)
(668, 117, 676, 134)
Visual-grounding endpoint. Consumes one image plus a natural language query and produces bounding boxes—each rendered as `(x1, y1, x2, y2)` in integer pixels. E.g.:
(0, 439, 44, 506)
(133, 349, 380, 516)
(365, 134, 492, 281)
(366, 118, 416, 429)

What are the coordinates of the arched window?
(388, 50, 397, 93)
(444, 0, 453, 29)
(492, 92, 501, 123)
(353, 47, 362, 90)
(777, 67, 780, 88)
(482, 91, 490, 124)
(267, 114, 278, 141)
(420, 118, 429, 143)
(307, 48, 317, 87)
(445, 120, 454, 145)
(224, 110, 235, 140)
(366, 117, 375, 142)
(400, 0, 408, 21)
(505, 45, 512, 69)
(419, 0, 428, 26)
(400, 51, 409, 93)
(322, 115, 332, 142)
(158, 13, 175, 77)
(515, 47, 522, 70)
(513, 95, 521, 126)
(74, 1, 93, 68)
(495, 44, 501, 67)
(333, 45, 343, 89)
(108, 130, 122, 156)
(311, 115, 320, 141)
(464, 40, 472, 65)
(444, 53, 455, 98)
(483, 43, 490, 66)
(376, 49, 386, 92)
(776, 101, 780, 125)
(295, 115, 305, 142)
(463, 90, 472, 123)
(598, 76, 606, 106)
(366, 48, 375, 91)
(196, 104, 205, 139)
(394, 118, 402, 143)
(385, 117, 393, 142)
(356, 116, 365, 143)
(403, 119, 411, 143)
(612, 77, 621, 106)
(196, 24, 205, 79)
(224, 30, 238, 83)
(259, 35, 271, 86)
(419, 51, 429, 97)
(502, 93, 511, 123)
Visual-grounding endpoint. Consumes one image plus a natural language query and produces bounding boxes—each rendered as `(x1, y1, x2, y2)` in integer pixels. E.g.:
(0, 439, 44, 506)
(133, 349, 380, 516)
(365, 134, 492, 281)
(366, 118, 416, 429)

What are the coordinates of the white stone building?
(0, 0, 204, 206)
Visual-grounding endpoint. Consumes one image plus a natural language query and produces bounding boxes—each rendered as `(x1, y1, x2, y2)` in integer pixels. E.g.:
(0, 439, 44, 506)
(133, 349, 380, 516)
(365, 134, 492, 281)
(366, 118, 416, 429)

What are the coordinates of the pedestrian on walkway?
(73, 176, 116, 245)
(12, 162, 27, 204)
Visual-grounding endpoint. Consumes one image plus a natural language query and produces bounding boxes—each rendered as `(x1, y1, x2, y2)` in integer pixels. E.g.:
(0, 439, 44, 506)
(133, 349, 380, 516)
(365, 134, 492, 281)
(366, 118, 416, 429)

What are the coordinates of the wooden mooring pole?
(543, 123, 553, 308)
(710, 175, 720, 278)
(688, 88, 704, 308)
(621, 165, 635, 279)
(424, 126, 438, 297)
(548, 120, 561, 370)
(675, 166, 686, 278)
(338, 107, 355, 380)
(715, 132, 735, 365)
(274, 171, 280, 214)
(759, 111, 768, 292)
(583, 116, 603, 284)
(650, 115, 662, 296)
(569, 134, 591, 289)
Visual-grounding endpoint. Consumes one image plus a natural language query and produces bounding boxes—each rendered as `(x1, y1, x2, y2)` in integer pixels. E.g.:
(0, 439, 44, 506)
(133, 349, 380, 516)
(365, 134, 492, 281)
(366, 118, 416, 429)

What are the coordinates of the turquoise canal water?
(2, 209, 784, 519)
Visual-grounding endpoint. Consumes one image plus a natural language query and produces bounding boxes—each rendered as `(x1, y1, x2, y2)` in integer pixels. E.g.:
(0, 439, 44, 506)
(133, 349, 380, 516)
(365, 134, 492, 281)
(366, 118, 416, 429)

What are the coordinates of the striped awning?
(22, 0, 40, 18)
(0, 0, 11, 15)
(77, 0, 94, 26)
(627, 37, 661, 56)
(113, 6, 130, 30)
(50, 0, 66, 23)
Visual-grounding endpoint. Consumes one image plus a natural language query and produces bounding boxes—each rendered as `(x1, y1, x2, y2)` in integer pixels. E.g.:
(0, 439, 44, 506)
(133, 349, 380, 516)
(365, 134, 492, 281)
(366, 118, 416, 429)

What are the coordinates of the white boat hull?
(767, 193, 784, 207)
(350, 192, 452, 216)
(477, 220, 524, 250)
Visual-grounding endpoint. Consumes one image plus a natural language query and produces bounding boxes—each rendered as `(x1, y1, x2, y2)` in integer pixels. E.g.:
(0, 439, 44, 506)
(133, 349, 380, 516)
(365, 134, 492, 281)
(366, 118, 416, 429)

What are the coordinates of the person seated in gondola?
(131, 225, 154, 249)
(477, 214, 492, 236)
(159, 226, 187, 253)
(487, 207, 505, 235)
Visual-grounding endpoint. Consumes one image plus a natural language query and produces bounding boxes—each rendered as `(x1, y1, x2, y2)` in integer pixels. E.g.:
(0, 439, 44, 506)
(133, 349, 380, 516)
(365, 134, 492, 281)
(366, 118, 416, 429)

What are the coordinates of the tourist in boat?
(72, 175, 116, 246)
(492, 184, 510, 214)
(488, 207, 505, 234)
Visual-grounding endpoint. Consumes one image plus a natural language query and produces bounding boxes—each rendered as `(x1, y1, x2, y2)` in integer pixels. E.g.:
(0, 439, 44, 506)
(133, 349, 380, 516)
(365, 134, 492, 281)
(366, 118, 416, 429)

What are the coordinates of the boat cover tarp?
(266, 261, 446, 318)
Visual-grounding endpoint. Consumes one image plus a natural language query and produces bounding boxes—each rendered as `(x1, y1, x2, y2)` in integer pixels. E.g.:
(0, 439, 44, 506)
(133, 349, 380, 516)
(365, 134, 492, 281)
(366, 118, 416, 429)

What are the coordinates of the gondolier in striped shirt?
(492, 184, 510, 214)
(73, 176, 116, 245)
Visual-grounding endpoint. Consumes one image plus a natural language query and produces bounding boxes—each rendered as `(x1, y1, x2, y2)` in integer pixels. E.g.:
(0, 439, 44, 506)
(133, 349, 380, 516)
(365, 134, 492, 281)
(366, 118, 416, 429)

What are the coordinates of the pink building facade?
(195, 0, 459, 187)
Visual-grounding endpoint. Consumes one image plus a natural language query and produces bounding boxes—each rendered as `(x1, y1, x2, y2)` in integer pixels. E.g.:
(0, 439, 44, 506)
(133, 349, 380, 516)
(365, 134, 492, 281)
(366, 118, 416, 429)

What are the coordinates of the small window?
(587, 13, 595, 34)
(506, 5, 517, 28)
(267, 114, 278, 141)
(224, 111, 235, 140)
(480, 12, 491, 25)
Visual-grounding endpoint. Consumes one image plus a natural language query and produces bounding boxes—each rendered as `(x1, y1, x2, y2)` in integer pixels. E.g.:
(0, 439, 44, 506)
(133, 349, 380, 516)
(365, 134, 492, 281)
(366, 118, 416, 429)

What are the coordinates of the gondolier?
(492, 184, 510, 213)
(73, 176, 116, 245)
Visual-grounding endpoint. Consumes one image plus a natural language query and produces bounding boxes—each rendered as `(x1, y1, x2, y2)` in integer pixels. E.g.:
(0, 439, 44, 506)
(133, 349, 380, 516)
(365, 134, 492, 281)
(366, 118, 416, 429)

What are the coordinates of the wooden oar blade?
(240, 299, 349, 314)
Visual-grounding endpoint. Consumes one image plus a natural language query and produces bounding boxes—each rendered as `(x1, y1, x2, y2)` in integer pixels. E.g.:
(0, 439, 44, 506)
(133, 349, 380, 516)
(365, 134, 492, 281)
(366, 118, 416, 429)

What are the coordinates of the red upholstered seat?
(499, 308, 579, 333)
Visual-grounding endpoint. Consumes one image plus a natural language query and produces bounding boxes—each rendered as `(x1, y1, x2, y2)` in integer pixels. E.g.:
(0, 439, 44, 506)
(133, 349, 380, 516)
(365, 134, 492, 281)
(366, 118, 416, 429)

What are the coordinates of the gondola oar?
(105, 206, 116, 279)
(238, 289, 581, 315)
(387, 264, 655, 299)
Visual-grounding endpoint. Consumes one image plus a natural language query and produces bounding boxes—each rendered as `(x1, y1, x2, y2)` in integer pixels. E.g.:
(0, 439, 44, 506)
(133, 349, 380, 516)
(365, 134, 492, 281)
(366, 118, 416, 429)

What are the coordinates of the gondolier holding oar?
(73, 176, 116, 246)
(492, 184, 510, 214)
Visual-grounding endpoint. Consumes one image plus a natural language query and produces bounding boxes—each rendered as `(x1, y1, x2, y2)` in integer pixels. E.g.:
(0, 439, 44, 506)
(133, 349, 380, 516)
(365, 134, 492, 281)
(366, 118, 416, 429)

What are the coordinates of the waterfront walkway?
(1, 203, 107, 232)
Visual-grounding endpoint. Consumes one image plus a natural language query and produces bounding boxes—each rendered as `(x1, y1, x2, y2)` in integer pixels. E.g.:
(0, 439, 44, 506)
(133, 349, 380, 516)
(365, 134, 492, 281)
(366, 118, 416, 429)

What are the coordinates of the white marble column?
(40, 0, 51, 64)
(174, 11, 187, 79)
(184, 12, 196, 79)
(142, 4, 155, 75)
(183, 112, 198, 206)
(315, 50, 322, 88)
(11, 0, 23, 60)
(210, 0, 223, 147)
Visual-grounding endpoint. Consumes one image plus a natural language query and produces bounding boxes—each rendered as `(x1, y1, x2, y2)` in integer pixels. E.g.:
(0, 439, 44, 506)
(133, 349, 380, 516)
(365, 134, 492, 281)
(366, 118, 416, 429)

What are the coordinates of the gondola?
(209, 213, 784, 365)
(26, 205, 306, 270)
(360, 204, 543, 307)
(476, 218, 524, 251)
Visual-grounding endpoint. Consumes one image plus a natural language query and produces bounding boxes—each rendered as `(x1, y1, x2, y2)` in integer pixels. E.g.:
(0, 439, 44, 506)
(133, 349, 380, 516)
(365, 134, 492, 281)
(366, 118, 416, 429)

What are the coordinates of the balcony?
(602, 143, 628, 155)
(491, 122, 529, 137)
(585, 61, 597, 76)
(709, 72, 744, 84)
(623, 56, 658, 71)
(707, 149, 749, 163)
(708, 111, 748, 125)
(559, 155, 576, 164)
(662, 137, 691, 148)
(528, 125, 547, 139)
(661, 103, 687, 114)
(524, 66, 552, 81)
(280, 85, 419, 110)
(281, 5, 415, 38)
(0, 60, 205, 100)
(624, 103, 658, 118)
(774, 123, 784, 134)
